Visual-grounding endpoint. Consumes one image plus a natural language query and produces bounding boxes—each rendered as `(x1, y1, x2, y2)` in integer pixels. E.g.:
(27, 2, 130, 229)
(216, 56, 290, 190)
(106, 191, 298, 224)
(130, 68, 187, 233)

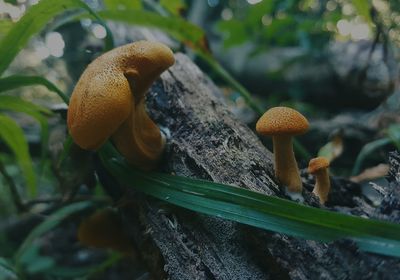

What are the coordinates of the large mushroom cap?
(256, 106, 309, 136)
(67, 41, 174, 151)
(308, 157, 330, 174)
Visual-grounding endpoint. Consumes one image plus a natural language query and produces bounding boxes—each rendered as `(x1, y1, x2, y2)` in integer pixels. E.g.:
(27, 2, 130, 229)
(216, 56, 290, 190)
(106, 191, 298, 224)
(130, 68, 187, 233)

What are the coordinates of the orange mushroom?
(78, 208, 135, 254)
(256, 107, 309, 193)
(67, 41, 175, 170)
(308, 157, 331, 204)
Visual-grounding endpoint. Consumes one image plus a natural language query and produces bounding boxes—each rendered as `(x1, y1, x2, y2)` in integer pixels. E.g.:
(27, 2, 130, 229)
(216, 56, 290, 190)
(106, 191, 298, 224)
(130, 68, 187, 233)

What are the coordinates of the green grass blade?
(352, 0, 372, 24)
(352, 125, 400, 176)
(0, 75, 69, 104)
(0, 257, 17, 280)
(0, 0, 113, 77)
(98, 9, 208, 52)
(99, 142, 400, 258)
(0, 95, 51, 168)
(387, 124, 400, 150)
(0, 114, 36, 197)
(0, 95, 51, 115)
(15, 201, 92, 261)
(0, 19, 13, 40)
(104, 0, 142, 10)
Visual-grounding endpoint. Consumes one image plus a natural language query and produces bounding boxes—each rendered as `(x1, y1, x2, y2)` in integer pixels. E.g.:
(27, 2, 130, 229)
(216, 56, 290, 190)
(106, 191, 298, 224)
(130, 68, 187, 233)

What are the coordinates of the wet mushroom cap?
(308, 157, 330, 173)
(256, 107, 309, 136)
(67, 41, 175, 151)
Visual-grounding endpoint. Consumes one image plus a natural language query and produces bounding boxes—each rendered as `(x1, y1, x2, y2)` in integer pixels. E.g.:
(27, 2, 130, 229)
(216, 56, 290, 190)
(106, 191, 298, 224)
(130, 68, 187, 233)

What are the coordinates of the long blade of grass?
(0, 114, 36, 197)
(387, 124, 400, 150)
(0, 75, 69, 104)
(0, 19, 13, 40)
(0, 0, 113, 77)
(98, 10, 208, 52)
(0, 95, 51, 167)
(0, 257, 17, 280)
(99, 142, 400, 258)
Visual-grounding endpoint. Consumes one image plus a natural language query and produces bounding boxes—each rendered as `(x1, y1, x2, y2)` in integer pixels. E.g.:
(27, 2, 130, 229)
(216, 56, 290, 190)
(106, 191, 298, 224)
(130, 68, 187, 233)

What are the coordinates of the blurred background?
(2, 0, 400, 110)
(1, 0, 399, 172)
(1, 0, 400, 278)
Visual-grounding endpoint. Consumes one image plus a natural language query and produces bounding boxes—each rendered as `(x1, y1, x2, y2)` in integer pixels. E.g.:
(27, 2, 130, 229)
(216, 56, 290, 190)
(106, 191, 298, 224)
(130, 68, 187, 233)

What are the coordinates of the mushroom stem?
(312, 169, 330, 204)
(111, 98, 164, 170)
(272, 135, 302, 192)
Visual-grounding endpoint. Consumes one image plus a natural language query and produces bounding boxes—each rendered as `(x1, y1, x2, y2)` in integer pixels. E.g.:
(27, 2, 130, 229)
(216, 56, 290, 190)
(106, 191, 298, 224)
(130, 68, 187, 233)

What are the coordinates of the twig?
(23, 197, 62, 208)
(0, 159, 26, 213)
(24, 195, 111, 209)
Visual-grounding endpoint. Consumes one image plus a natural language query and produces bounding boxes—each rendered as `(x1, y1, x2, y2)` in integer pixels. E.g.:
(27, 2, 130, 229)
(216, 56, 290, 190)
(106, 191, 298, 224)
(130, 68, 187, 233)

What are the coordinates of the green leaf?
(0, 75, 69, 104)
(0, 115, 36, 197)
(47, 253, 121, 278)
(0, 257, 17, 280)
(99, 142, 400, 258)
(0, 0, 114, 77)
(104, 0, 142, 10)
(0, 95, 51, 115)
(352, 0, 372, 24)
(15, 201, 92, 261)
(57, 135, 74, 169)
(0, 19, 13, 41)
(98, 9, 208, 53)
(25, 256, 55, 274)
(352, 138, 393, 176)
(352, 124, 400, 175)
(18, 244, 55, 274)
(160, 0, 187, 16)
(387, 124, 400, 150)
(217, 20, 248, 48)
(47, 265, 98, 278)
(0, 95, 51, 167)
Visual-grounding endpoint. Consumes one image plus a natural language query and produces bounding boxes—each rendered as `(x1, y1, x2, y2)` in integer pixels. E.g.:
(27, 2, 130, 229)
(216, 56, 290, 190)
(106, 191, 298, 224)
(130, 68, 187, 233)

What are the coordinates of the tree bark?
(114, 52, 400, 280)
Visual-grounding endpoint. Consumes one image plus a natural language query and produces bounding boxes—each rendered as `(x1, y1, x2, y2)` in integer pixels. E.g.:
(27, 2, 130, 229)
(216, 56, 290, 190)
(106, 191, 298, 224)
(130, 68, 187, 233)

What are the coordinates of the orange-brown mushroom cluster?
(67, 40, 175, 170)
(256, 106, 332, 203)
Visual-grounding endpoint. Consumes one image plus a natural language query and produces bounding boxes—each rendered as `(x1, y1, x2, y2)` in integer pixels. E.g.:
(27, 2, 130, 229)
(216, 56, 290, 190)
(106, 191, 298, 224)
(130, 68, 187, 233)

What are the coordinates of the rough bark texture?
(112, 53, 400, 280)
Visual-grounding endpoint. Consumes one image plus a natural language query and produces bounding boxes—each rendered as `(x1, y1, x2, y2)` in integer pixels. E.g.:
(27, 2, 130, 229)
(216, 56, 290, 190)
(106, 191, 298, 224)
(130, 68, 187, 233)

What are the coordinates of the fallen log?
(107, 52, 400, 279)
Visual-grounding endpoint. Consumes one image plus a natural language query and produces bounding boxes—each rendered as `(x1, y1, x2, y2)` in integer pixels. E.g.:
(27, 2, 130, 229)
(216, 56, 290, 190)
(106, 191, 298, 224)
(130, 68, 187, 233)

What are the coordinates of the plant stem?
(0, 159, 26, 213)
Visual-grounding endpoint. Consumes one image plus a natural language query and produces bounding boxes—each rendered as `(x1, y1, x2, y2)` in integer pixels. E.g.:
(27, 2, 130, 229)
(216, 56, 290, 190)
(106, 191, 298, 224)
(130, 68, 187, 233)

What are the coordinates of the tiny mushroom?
(67, 40, 175, 170)
(78, 208, 134, 254)
(308, 156, 331, 204)
(256, 107, 309, 193)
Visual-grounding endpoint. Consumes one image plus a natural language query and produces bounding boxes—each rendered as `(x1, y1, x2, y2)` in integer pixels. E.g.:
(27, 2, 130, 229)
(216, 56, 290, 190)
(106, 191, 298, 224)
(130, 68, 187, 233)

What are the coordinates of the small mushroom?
(78, 208, 135, 254)
(308, 157, 331, 204)
(67, 41, 175, 170)
(256, 107, 309, 192)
